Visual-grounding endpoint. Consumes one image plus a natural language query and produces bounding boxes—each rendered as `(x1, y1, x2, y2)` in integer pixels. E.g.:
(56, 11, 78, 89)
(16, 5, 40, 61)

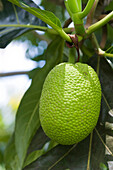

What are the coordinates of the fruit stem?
(57, 39, 65, 63)
(68, 48, 76, 64)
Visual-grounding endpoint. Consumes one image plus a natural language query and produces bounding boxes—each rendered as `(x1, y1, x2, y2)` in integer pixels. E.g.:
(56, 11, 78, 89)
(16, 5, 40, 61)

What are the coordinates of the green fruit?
(39, 62, 101, 145)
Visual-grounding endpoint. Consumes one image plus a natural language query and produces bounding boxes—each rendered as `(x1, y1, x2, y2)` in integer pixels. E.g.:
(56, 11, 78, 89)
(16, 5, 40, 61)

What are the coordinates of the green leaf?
(24, 140, 58, 167)
(41, 0, 66, 23)
(4, 134, 20, 170)
(14, 37, 64, 169)
(23, 136, 91, 170)
(0, 0, 46, 48)
(8, 0, 62, 30)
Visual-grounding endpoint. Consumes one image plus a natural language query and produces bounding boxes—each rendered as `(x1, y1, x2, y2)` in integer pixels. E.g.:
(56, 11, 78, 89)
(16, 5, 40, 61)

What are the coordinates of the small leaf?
(14, 37, 64, 168)
(8, 0, 62, 29)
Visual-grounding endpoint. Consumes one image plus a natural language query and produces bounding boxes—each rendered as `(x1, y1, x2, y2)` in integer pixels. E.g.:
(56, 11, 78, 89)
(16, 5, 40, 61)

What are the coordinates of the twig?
(85, 0, 99, 28)
(95, 128, 113, 157)
(98, 14, 113, 23)
(87, 132, 93, 170)
(86, 11, 113, 35)
(0, 71, 29, 77)
(63, 17, 72, 28)
(100, 25, 107, 49)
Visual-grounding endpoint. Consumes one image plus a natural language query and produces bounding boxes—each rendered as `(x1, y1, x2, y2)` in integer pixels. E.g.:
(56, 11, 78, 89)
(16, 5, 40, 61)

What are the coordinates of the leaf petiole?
(0, 24, 73, 42)
(86, 11, 113, 35)
(90, 33, 113, 58)
(65, 0, 85, 36)
(65, 0, 81, 13)
(78, 0, 95, 19)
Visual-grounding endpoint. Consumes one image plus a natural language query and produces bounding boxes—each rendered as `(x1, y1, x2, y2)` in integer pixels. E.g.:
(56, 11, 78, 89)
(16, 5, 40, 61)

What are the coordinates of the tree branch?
(0, 71, 30, 77)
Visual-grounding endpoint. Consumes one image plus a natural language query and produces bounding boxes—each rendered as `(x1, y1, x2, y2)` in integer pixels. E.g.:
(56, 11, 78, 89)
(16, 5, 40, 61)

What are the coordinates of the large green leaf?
(24, 138, 89, 170)
(0, 0, 46, 48)
(23, 125, 108, 170)
(8, 0, 62, 29)
(4, 134, 20, 170)
(88, 56, 113, 169)
(13, 37, 64, 169)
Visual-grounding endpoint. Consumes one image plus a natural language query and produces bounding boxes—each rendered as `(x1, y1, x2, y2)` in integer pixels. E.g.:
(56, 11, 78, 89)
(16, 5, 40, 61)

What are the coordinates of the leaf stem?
(58, 29, 72, 42)
(12, 4, 20, 24)
(86, 11, 113, 35)
(85, 0, 99, 27)
(65, 0, 80, 13)
(90, 33, 113, 58)
(0, 24, 48, 30)
(65, 0, 85, 36)
(103, 52, 113, 58)
(79, 0, 95, 19)
(0, 24, 73, 35)
(68, 48, 76, 64)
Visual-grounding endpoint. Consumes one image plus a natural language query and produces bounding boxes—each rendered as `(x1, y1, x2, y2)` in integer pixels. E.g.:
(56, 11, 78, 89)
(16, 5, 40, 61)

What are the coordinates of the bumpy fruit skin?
(39, 62, 101, 145)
